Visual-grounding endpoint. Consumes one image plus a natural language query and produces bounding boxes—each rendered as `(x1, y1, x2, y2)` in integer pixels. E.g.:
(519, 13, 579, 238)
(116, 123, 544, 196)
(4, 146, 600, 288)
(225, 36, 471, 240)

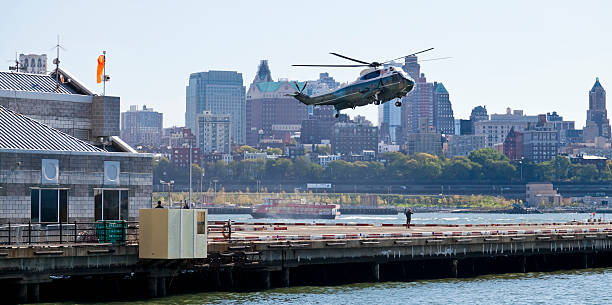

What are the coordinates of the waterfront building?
(446, 135, 486, 157)
(432, 82, 455, 135)
(120, 105, 163, 148)
(584, 77, 610, 142)
(185, 70, 245, 144)
(18, 54, 47, 74)
(0, 69, 119, 144)
(526, 183, 562, 207)
(195, 111, 231, 154)
(246, 60, 308, 147)
(0, 105, 152, 223)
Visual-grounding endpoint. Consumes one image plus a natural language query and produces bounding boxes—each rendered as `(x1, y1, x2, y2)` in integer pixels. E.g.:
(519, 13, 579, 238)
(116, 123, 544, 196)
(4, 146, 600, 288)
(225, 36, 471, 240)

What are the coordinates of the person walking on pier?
(405, 208, 413, 229)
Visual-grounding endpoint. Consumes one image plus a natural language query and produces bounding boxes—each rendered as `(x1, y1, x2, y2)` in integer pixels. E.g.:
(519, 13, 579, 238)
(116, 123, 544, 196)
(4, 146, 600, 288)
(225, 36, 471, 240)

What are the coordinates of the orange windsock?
(96, 55, 105, 83)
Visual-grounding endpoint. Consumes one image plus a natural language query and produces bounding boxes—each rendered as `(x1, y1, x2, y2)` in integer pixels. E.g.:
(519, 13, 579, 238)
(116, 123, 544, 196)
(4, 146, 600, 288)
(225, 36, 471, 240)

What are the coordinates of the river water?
(57, 213, 612, 304)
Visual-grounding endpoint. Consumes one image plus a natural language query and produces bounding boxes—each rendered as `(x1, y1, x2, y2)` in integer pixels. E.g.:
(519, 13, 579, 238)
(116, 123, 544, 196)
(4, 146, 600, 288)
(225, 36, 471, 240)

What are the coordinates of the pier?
(1, 221, 612, 302)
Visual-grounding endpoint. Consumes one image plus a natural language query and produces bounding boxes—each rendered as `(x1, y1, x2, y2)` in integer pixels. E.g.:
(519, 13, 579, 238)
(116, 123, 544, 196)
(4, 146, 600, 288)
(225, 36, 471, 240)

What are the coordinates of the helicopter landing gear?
(334, 113, 339, 118)
(374, 100, 380, 105)
(395, 101, 402, 107)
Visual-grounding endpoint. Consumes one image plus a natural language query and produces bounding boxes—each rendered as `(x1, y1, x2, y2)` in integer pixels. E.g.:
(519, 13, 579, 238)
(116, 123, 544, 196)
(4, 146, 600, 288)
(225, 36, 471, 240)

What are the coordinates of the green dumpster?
(95, 220, 127, 244)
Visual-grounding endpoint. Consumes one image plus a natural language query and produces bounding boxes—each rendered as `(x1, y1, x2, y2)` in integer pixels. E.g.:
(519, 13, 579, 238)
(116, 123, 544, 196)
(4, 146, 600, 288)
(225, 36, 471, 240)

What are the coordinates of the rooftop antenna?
(50, 35, 67, 91)
(7, 52, 20, 72)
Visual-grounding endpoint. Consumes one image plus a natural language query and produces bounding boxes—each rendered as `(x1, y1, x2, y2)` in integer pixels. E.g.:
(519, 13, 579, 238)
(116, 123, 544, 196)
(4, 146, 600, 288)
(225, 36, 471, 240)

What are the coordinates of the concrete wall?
(0, 150, 152, 223)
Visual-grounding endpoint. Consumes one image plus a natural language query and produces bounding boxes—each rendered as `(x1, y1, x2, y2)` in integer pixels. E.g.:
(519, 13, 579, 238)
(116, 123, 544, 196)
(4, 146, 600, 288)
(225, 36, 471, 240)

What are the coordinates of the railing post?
(8, 221, 11, 245)
(103, 220, 107, 243)
(59, 218, 63, 244)
(28, 221, 31, 245)
(74, 221, 77, 244)
(122, 220, 126, 244)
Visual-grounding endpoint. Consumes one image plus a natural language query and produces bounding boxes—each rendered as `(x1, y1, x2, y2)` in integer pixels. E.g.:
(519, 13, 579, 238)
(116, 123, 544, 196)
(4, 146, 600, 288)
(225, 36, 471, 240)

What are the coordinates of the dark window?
(95, 189, 129, 221)
(30, 189, 68, 223)
(362, 70, 381, 80)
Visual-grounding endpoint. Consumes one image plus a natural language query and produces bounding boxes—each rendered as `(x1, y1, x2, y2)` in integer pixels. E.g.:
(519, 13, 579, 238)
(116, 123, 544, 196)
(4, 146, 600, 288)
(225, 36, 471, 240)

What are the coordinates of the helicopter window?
(362, 70, 381, 80)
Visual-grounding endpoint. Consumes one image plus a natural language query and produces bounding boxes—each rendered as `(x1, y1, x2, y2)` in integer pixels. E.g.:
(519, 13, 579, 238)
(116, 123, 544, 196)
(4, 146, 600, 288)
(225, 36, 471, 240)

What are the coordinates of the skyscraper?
(185, 71, 246, 144)
(120, 105, 163, 147)
(432, 82, 455, 135)
(196, 111, 231, 154)
(245, 60, 308, 147)
(584, 77, 610, 141)
(401, 56, 434, 135)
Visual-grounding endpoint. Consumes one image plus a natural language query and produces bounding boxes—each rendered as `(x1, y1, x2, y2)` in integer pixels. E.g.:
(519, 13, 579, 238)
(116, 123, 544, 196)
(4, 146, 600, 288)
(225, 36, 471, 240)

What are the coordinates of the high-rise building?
(432, 82, 455, 135)
(185, 71, 245, 144)
(469, 105, 489, 133)
(584, 77, 610, 141)
(120, 105, 163, 147)
(332, 118, 378, 155)
(18, 54, 47, 74)
(245, 60, 308, 147)
(446, 135, 485, 157)
(379, 98, 403, 143)
(405, 133, 443, 156)
(196, 111, 231, 154)
(475, 108, 539, 147)
(523, 115, 559, 163)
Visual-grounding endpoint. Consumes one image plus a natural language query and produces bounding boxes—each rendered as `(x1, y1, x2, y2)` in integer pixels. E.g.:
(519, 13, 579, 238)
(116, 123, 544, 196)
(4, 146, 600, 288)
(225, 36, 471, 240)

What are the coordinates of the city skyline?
(1, 1, 611, 128)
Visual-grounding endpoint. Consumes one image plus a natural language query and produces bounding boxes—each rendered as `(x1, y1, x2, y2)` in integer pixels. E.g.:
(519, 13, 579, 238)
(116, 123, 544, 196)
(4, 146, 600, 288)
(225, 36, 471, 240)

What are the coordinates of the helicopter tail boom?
(286, 92, 315, 105)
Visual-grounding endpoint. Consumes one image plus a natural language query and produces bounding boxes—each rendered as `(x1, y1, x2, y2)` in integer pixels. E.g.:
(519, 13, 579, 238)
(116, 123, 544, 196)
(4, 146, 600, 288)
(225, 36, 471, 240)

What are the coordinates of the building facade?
(432, 82, 455, 135)
(332, 120, 378, 156)
(18, 54, 47, 74)
(246, 60, 308, 147)
(185, 70, 245, 144)
(474, 108, 538, 147)
(446, 135, 485, 157)
(584, 77, 610, 142)
(503, 128, 524, 160)
(120, 105, 163, 148)
(522, 116, 559, 163)
(405, 133, 443, 156)
(0, 105, 152, 223)
(196, 111, 231, 154)
(0, 69, 119, 144)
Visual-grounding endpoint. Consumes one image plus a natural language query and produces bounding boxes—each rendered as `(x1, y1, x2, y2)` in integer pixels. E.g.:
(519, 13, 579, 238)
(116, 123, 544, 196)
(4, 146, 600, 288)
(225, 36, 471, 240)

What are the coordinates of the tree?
(569, 164, 598, 182)
(315, 145, 331, 155)
(236, 145, 259, 154)
(266, 148, 282, 155)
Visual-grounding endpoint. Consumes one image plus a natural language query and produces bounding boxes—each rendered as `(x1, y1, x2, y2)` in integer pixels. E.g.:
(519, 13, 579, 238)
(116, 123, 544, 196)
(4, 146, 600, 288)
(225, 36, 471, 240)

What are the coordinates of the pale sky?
(1, 0, 611, 128)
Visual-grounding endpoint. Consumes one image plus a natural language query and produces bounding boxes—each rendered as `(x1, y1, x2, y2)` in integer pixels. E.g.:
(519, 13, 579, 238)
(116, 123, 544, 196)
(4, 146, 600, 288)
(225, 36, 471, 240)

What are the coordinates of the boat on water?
(251, 198, 339, 219)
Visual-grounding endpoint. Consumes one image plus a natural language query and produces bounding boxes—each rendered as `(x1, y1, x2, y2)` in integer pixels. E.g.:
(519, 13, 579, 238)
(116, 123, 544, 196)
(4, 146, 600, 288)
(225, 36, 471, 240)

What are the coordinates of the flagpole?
(102, 50, 106, 96)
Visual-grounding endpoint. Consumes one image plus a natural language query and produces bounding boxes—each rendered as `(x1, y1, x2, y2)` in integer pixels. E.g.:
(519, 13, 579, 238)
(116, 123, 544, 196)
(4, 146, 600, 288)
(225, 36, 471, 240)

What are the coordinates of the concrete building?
(405, 133, 443, 156)
(195, 111, 231, 154)
(584, 77, 610, 141)
(0, 105, 152, 223)
(332, 119, 378, 156)
(161, 126, 195, 148)
(522, 116, 559, 163)
(446, 135, 485, 157)
(475, 108, 538, 147)
(300, 106, 335, 145)
(120, 105, 163, 148)
(526, 183, 562, 207)
(432, 82, 455, 135)
(246, 60, 308, 147)
(0, 69, 119, 145)
(186, 70, 245, 144)
(469, 105, 489, 134)
(18, 54, 47, 74)
(402, 56, 434, 134)
(171, 147, 201, 168)
(503, 128, 524, 160)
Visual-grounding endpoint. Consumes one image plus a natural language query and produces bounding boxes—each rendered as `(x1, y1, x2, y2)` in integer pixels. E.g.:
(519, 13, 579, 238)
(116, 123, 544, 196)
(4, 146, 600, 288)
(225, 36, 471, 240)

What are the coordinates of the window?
(94, 189, 129, 220)
(31, 189, 68, 223)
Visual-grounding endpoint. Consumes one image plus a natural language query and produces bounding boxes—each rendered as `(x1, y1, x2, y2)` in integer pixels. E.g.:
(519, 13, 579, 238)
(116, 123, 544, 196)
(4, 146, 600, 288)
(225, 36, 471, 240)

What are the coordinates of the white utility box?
(139, 209, 207, 259)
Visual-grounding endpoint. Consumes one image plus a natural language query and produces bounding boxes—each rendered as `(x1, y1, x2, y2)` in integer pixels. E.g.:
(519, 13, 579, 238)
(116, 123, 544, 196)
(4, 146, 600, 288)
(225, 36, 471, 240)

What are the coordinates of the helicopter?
(289, 48, 435, 118)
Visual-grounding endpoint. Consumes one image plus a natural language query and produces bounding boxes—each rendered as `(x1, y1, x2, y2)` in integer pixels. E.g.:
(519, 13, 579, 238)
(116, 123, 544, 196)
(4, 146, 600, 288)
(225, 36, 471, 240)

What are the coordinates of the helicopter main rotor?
(292, 48, 436, 69)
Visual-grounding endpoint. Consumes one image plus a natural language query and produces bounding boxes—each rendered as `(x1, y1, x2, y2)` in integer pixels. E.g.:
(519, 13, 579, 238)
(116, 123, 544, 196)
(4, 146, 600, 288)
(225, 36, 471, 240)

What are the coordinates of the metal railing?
(0, 220, 140, 245)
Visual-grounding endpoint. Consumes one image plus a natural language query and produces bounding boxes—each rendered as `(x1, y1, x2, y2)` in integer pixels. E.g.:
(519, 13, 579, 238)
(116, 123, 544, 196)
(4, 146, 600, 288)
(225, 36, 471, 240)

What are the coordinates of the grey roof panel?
(0, 71, 77, 94)
(0, 105, 105, 152)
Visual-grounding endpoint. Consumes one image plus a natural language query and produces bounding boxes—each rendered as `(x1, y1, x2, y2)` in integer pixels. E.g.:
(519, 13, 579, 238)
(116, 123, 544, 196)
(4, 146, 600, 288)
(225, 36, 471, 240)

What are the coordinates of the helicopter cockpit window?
(362, 70, 381, 80)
